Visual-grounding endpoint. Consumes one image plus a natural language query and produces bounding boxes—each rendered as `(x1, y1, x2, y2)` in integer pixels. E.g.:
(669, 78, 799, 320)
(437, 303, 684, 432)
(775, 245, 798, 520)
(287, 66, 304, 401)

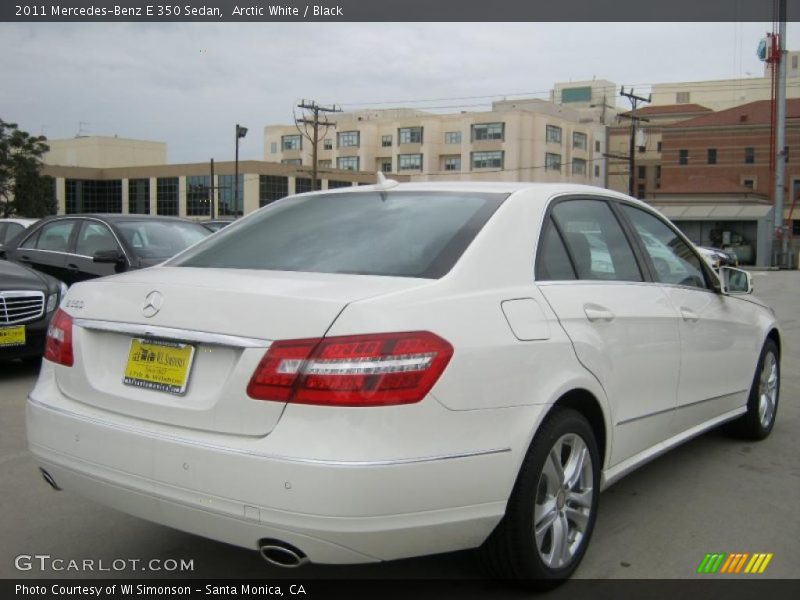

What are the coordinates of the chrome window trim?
(73, 318, 272, 348)
(27, 396, 510, 467)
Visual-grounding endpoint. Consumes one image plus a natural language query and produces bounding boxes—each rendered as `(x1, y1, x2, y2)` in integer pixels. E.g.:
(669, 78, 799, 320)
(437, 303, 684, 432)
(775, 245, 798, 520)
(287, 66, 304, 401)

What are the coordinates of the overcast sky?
(1, 22, 798, 163)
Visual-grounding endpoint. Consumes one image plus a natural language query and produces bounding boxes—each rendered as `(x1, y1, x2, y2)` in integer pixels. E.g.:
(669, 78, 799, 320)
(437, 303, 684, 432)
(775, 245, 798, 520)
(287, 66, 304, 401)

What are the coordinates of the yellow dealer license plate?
(123, 338, 195, 395)
(0, 325, 25, 347)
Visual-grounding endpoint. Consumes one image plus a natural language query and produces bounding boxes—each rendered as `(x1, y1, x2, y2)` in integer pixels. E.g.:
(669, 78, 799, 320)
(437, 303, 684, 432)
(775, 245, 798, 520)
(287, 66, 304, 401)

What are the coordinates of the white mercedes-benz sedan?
(27, 181, 780, 583)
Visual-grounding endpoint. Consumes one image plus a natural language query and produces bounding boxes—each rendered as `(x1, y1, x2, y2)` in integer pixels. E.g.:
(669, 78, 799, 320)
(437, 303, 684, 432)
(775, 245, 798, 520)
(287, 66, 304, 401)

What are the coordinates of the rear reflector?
(44, 308, 74, 367)
(247, 331, 453, 407)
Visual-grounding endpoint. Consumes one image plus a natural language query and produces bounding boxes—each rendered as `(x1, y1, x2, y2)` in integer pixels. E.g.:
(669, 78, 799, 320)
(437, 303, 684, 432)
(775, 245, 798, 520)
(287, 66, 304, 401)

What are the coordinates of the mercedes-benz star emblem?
(142, 291, 164, 318)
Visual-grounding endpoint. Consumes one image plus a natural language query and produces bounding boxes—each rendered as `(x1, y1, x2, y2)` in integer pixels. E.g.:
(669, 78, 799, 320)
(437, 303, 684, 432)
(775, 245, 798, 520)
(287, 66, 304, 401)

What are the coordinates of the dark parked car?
(1, 215, 210, 286)
(200, 218, 236, 232)
(0, 260, 66, 362)
(0, 218, 37, 254)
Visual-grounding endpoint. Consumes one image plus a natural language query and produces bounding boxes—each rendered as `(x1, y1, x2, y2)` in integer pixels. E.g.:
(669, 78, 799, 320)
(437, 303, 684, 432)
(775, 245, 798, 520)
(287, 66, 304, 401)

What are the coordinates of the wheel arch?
(545, 388, 609, 468)
(766, 327, 781, 357)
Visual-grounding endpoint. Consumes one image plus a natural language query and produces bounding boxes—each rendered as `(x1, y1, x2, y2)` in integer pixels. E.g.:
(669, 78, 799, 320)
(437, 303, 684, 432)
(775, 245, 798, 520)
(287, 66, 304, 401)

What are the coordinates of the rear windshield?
(171, 191, 507, 278)
(116, 220, 210, 260)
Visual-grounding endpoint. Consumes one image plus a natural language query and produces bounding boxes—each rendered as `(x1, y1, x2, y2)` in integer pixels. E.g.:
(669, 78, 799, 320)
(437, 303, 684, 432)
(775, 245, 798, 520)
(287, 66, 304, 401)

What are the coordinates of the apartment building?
(264, 99, 607, 186)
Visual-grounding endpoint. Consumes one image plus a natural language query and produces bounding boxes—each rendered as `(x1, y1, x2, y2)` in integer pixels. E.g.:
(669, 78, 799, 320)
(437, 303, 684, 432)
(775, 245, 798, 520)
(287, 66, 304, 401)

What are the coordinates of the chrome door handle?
(584, 305, 615, 322)
(680, 308, 699, 322)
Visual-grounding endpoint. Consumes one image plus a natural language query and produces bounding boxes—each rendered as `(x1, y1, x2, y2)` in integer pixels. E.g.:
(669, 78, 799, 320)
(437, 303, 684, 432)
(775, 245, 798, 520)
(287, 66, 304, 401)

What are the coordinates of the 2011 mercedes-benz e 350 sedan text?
(26, 181, 780, 584)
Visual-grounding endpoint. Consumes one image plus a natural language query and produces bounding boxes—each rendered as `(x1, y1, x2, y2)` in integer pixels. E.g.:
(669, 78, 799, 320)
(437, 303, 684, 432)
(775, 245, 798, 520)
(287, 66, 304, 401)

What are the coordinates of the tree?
(0, 118, 52, 217)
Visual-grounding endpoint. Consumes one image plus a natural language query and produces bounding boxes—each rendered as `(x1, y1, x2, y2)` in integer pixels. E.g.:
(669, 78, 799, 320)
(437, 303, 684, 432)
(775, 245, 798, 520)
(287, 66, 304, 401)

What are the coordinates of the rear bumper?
(27, 365, 543, 564)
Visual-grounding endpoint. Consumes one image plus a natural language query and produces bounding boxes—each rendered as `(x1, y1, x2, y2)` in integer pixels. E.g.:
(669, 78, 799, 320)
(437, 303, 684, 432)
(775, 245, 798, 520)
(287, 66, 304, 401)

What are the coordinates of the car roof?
(0, 218, 37, 226)
(39, 214, 201, 224)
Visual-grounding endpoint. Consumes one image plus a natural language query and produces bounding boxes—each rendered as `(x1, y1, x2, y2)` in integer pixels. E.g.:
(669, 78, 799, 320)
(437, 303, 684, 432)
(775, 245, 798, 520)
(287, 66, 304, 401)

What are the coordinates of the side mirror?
(719, 266, 753, 295)
(0, 247, 6, 260)
(93, 249, 125, 264)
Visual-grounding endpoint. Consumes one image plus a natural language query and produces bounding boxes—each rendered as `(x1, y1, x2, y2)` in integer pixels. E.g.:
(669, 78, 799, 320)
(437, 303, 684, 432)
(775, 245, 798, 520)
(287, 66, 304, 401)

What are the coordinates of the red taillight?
(247, 331, 453, 407)
(44, 308, 74, 367)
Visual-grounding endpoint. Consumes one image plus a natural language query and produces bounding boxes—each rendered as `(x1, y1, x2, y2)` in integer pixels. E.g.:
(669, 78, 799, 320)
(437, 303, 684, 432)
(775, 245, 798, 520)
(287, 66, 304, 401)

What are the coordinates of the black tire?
(480, 407, 600, 586)
(725, 338, 780, 440)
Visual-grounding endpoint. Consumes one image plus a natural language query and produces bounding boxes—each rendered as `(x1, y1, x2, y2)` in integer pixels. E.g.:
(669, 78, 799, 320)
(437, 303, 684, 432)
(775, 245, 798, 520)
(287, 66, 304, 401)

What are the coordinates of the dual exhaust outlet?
(41, 469, 308, 569)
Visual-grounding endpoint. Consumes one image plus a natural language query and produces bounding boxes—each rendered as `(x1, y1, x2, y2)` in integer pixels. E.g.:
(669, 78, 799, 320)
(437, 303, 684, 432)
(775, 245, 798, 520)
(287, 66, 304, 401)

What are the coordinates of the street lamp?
(235, 124, 248, 213)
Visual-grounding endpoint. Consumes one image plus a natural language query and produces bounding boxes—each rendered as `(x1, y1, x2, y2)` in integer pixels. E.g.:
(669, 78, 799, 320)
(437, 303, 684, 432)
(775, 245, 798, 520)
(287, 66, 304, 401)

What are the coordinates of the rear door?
(536, 197, 682, 467)
(617, 203, 763, 434)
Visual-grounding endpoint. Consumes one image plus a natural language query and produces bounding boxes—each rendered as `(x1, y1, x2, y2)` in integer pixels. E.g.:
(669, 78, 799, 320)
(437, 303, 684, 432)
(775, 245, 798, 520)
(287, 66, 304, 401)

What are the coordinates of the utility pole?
(773, 0, 788, 265)
(295, 100, 342, 191)
(620, 87, 651, 197)
(209, 158, 215, 219)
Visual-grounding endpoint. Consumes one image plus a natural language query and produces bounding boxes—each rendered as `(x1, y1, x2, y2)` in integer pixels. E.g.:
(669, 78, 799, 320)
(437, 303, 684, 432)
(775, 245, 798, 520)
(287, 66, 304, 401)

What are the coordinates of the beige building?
(264, 98, 608, 187)
(42, 137, 379, 218)
(650, 51, 800, 112)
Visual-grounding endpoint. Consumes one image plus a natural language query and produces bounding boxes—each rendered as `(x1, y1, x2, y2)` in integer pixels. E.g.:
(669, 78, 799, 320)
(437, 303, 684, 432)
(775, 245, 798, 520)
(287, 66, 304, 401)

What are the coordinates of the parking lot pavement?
(1, 272, 798, 580)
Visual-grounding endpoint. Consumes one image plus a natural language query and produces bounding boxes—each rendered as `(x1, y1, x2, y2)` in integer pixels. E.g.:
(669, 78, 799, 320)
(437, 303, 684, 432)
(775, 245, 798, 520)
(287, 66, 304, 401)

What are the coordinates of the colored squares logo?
(697, 553, 773, 574)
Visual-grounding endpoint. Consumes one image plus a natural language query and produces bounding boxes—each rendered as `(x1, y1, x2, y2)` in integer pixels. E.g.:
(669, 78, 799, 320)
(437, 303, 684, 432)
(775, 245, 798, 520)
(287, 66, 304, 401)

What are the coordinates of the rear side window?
(25, 220, 77, 252)
(549, 199, 642, 282)
(536, 217, 576, 280)
(4, 222, 24, 243)
(621, 204, 709, 289)
(173, 191, 507, 278)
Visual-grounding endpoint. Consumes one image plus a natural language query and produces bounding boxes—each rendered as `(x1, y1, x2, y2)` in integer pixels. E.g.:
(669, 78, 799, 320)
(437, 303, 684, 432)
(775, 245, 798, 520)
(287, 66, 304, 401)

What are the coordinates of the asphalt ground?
(1, 271, 798, 582)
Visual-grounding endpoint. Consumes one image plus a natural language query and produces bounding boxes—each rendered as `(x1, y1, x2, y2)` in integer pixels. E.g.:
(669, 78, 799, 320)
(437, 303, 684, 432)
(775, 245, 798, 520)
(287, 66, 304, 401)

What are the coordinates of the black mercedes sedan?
(0, 214, 210, 286)
(0, 260, 66, 362)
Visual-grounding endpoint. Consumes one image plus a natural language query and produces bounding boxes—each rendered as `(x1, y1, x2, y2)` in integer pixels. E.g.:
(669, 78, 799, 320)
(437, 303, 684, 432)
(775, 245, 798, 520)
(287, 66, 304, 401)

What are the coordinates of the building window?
(657, 141, 662, 152)
(185, 175, 211, 217)
(281, 159, 302, 166)
(128, 178, 149, 215)
(637, 166, 646, 179)
(679, 149, 689, 165)
(638, 145, 646, 153)
(336, 156, 360, 171)
(379, 159, 392, 173)
(270, 142, 278, 154)
(65, 179, 122, 214)
(318, 159, 332, 168)
(327, 180, 353, 189)
(282, 135, 302, 151)
(572, 158, 587, 176)
(337, 131, 360, 148)
(443, 156, 461, 171)
(295, 178, 320, 194)
(546, 125, 562, 144)
(398, 153, 423, 170)
(595, 140, 601, 152)
(572, 131, 588, 150)
(656, 165, 662, 179)
(745, 147, 755, 164)
(793, 55, 798, 70)
(156, 177, 178, 216)
(561, 86, 592, 103)
(793, 219, 800, 235)
(472, 122, 504, 141)
(323, 138, 333, 150)
(742, 178, 755, 189)
(594, 164, 600, 178)
(217, 174, 243, 216)
(676, 91, 691, 103)
(381, 135, 392, 147)
(545, 153, 562, 171)
(259, 175, 288, 206)
(398, 127, 423, 144)
(637, 184, 646, 198)
(707, 148, 717, 165)
(471, 151, 504, 170)
(444, 131, 461, 144)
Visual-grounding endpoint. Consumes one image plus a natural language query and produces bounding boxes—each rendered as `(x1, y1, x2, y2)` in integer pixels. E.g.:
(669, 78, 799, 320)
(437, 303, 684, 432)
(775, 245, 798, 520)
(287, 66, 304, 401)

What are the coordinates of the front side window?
(282, 135, 302, 151)
(172, 191, 508, 279)
(398, 153, 423, 170)
(621, 204, 708, 289)
(116, 220, 209, 260)
(337, 131, 360, 148)
(337, 156, 360, 171)
(471, 151, 503, 169)
(398, 127, 423, 144)
(549, 199, 642, 282)
(546, 125, 562, 144)
(472, 123, 504, 141)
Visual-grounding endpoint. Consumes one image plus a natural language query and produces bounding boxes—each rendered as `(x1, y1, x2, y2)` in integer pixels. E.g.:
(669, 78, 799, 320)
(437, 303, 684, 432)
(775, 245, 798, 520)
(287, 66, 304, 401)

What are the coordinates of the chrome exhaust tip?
(40, 468, 61, 491)
(258, 541, 309, 568)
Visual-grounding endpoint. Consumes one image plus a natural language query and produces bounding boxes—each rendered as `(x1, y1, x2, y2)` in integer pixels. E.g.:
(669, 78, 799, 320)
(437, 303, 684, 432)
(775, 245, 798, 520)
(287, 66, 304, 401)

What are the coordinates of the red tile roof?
(655, 176, 767, 196)
(667, 98, 800, 129)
